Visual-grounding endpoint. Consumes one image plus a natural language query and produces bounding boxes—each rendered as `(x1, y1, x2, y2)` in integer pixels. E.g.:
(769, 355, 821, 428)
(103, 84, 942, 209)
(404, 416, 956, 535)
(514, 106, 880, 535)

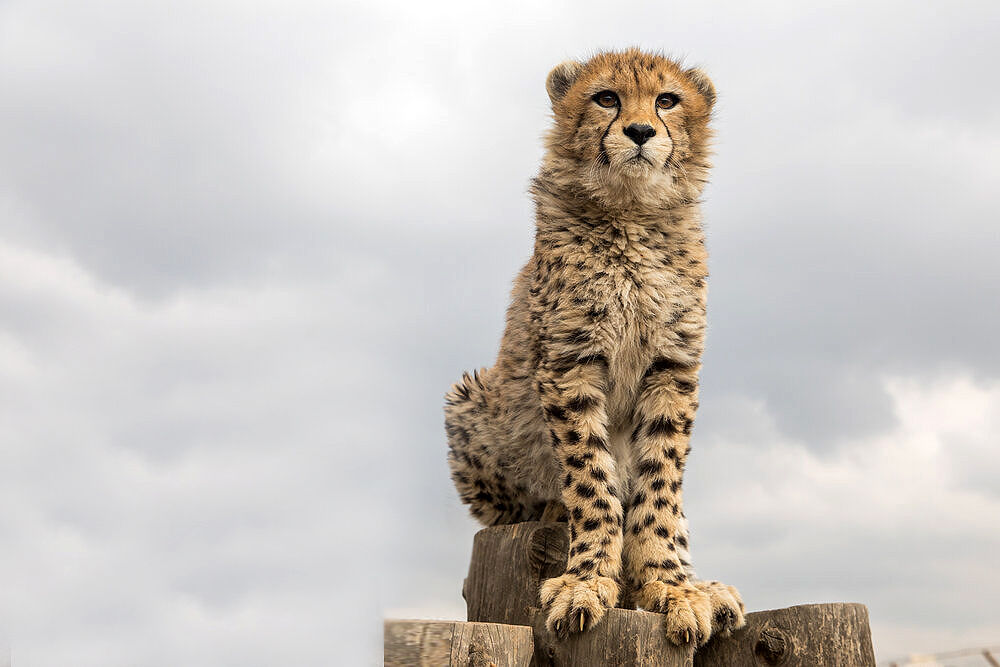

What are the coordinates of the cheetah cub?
(445, 49, 745, 647)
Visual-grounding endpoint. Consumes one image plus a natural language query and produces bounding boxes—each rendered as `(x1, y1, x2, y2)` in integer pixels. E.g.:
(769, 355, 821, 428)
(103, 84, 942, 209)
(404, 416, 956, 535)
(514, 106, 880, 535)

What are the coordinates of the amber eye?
(656, 93, 679, 110)
(592, 91, 619, 108)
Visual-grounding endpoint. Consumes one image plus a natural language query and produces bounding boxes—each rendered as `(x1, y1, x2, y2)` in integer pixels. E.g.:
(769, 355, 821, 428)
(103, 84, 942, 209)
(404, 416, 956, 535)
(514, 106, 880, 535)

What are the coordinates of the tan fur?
(445, 49, 744, 646)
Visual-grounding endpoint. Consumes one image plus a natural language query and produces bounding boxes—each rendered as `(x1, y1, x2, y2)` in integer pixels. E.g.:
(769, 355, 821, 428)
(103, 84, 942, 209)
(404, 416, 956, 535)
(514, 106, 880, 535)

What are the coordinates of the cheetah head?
(543, 49, 716, 209)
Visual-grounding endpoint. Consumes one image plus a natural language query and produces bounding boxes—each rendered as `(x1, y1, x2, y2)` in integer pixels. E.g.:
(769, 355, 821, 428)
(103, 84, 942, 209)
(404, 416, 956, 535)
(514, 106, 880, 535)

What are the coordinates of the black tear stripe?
(657, 111, 675, 168)
(597, 103, 621, 165)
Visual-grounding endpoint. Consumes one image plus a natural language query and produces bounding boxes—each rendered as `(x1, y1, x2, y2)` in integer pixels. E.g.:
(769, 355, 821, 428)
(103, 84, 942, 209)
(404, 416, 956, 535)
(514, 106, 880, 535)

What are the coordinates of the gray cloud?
(1, 0, 999, 664)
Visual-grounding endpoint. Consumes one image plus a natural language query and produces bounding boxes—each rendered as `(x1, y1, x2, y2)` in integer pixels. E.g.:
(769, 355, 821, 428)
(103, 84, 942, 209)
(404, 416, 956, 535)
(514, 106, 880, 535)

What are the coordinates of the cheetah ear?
(546, 60, 583, 106)
(684, 68, 716, 109)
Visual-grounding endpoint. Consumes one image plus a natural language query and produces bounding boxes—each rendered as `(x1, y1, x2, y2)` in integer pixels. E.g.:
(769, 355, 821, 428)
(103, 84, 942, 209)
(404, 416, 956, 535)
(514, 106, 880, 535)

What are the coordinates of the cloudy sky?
(1, 1, 998, 665)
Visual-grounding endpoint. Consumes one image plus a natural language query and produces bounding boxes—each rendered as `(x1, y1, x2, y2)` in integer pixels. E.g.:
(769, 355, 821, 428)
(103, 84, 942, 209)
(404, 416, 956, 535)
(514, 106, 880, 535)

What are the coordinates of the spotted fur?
(445, 49, 744, 646)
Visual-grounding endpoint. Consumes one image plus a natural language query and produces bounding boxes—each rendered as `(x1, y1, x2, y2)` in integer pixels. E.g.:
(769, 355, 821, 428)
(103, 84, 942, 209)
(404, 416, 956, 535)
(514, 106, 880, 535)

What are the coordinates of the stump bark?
(695, 603, 876, 666)
(384, 620, 534, 667)
(464, 522, 569, 627)
(463, 522, 876, 667)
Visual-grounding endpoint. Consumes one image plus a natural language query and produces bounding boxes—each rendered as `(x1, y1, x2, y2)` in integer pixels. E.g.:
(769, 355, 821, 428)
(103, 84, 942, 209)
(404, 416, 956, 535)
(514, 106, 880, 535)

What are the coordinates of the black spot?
(676, 536, 688, 548)
(566, 454, 586, 469)
(568, 394, 598, 413)
(670, 480, 681, 493)
(572, 507, 583, 521)
(631, 491, 647, 506)
(587, 305, 607, 319)
(653, 497, 669, 510)
(582, 518, 601, 531)
(646, 417, 679, 438)
(643, 514, 656, 527)
(636, 459, 663, 477)
(651, 478, 665, 491)
(566, 429, 582, 444)
(593, 498, 611, 511)
(545, 404, 568, 421)
(674, 379, 696, 394)
(660, 559, 678, 570)
(587, 434, 610, 453)
(589, 467, 607, 482)
(655, 526, 671, 539)
(576, 483, 597, 498)
(642, 357, 691, 382)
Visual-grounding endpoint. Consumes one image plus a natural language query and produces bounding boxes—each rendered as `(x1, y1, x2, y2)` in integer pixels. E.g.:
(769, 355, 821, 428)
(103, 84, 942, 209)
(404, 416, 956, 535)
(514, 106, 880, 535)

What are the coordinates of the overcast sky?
(1, 1, 999, 665)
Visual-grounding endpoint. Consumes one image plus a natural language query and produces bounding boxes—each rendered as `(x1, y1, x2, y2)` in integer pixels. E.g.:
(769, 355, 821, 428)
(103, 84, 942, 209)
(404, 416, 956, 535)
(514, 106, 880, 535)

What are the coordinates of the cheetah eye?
(592, 91, 619, 108)
(656, 93, 679, 110)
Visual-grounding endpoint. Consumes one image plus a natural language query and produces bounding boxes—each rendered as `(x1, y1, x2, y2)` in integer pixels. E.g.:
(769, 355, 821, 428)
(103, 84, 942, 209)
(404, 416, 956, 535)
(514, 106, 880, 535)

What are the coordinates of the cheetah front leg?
(537, 354, 626, 639)
(623, 359, 744, 646)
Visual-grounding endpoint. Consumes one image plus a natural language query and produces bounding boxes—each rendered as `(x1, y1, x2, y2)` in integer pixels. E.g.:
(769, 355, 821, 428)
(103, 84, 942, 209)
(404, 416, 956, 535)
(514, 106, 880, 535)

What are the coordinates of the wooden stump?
(695, 603, 876, 666)
(529, 607, 693, 667)
(466, 522, 692, 666)
(464, 522, 569, 627)
(464, 522, 876, 667)
(384, 620, 534, 667)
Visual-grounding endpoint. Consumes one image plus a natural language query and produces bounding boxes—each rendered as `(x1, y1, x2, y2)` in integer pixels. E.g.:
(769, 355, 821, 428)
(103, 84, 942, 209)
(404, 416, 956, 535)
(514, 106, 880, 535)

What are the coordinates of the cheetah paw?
(539, 573, 619, 640)
(636, 580, 713, 646)
(694, 580, 746, 638)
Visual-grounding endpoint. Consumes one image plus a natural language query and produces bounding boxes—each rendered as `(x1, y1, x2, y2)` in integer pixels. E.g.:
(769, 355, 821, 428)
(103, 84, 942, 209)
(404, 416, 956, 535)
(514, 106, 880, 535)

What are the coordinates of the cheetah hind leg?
(445, 369, 546, 525)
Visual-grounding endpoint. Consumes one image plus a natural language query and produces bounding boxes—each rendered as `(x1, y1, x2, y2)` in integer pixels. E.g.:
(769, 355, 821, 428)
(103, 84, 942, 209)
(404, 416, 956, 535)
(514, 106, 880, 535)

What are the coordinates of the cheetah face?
(544, 50, 716, 204)
(586, 87, 683, 179)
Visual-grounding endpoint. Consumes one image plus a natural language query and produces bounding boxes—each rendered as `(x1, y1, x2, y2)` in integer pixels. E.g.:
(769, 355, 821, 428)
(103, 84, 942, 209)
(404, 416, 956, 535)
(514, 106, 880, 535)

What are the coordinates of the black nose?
(623, 123, 656, 145)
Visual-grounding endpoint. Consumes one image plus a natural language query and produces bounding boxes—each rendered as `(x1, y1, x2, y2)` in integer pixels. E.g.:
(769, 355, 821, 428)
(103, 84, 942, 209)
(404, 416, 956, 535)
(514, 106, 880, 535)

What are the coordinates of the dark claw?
(714, 607, 736, 632)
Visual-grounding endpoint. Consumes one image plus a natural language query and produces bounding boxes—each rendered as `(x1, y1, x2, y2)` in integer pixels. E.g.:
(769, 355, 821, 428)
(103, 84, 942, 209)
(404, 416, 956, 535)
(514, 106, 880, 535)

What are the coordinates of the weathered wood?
(695, 603, 876, 666)
(384, 619, 534, 667)
(465, 522, 570, 627)
(466, 523, 691, 666)
(465, 523, 876, 666)
(529, 607, 693, 667)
